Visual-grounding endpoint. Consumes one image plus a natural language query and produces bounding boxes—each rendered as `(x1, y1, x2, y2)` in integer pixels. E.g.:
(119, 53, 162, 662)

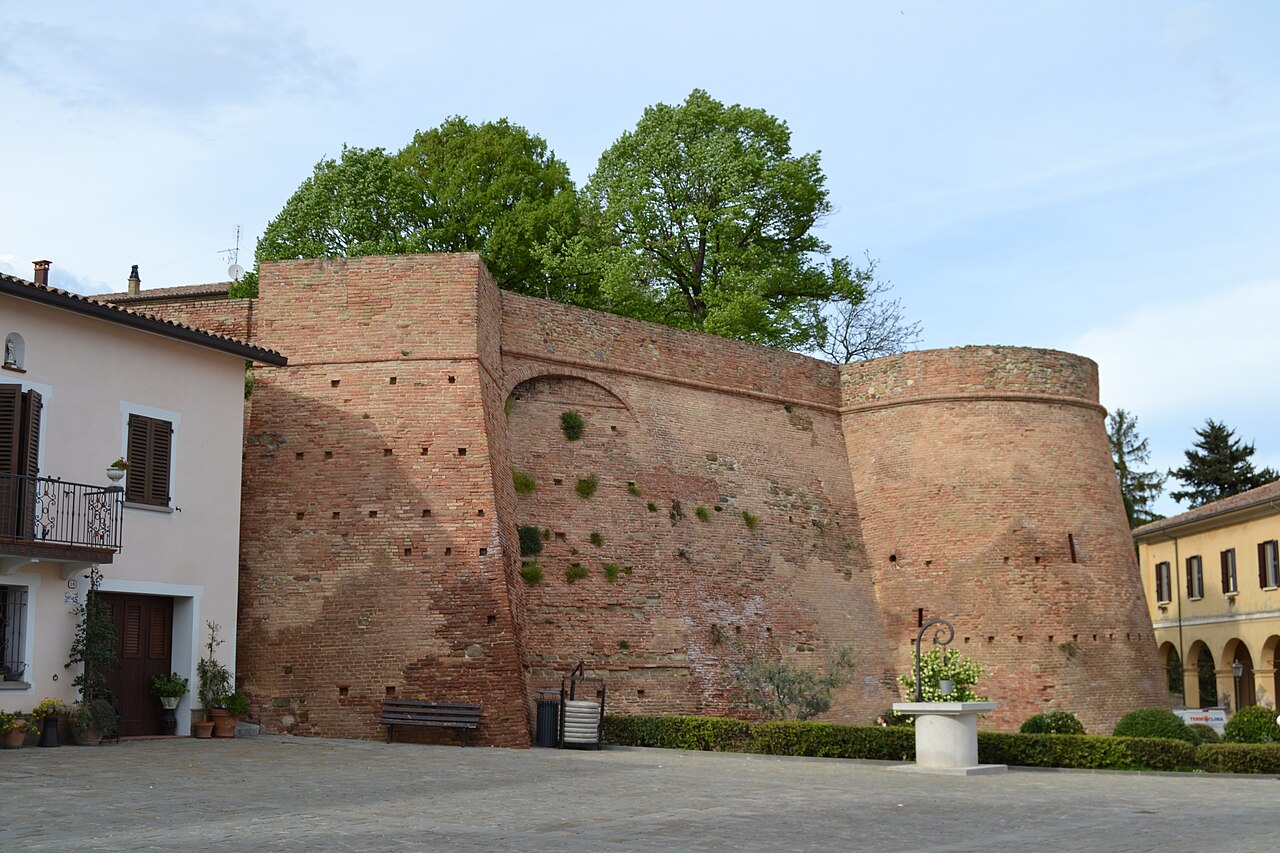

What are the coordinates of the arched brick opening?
(1261, 634, 1280, 710)
(1157, 641, 1183, 705)
(1187, 640, 1216, 708)
(1223, 638, 1256, 711)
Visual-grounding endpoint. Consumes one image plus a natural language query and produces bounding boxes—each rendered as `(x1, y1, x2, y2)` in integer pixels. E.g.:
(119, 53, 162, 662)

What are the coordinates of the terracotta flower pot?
(209, 708, 238, 738)
(192, 720, 215, 739)
(2, 727, 26, 749)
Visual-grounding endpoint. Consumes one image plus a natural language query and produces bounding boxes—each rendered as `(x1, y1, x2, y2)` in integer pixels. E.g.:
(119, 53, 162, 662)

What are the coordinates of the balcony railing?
(0, 473, 123, 552)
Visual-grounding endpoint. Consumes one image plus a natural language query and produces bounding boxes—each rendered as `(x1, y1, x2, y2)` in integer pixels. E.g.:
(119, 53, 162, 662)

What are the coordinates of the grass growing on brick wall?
(560, 410, 585, 441)
(602, 563, 621, 583)
(647, 502, 658, 512)
(627, 481, 642, 497)
(604, 715, 1279, 773)
(742, 510, 759, 530)
(512, 469, 537, 495)
(518, 525, 543, 557)
(589, 532, 604, 547)
(695, 506, 711, 522)
(519, 561, 543, 584)
(566, 563, 588, 583)
(575, 476, 599, 499)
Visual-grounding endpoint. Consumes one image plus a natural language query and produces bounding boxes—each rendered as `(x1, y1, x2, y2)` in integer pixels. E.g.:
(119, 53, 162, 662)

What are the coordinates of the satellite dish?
(228, 264, 245, 282)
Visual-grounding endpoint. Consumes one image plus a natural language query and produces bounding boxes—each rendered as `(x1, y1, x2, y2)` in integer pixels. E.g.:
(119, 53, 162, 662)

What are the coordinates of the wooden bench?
(379, 700, 481, 746)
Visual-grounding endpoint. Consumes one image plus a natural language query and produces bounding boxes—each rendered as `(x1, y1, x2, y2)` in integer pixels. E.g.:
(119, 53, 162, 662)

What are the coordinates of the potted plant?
(214, 691, 251, 738)
(70, 697, 118, 746)
(151, 672, 189, 709)
(107, 456, 129, 483)
(152, 671, 189, 736)
(28, 697, 70, 747)
(196, 621, 232, 739)
(0, 710, 27, 749)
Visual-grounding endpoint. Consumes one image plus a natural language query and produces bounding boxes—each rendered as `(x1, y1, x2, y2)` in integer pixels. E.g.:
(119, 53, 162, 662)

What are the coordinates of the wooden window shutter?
(148, 420, 172, 506)
(148, 600, 170, 660)
(1221, 551, 1230, 593)
(1260, 543, 1269, 589)
(0, 384, 20, 475)
(123, 602, 143, 659)
(126, 414, 173, 506)
(1186, 559, 1193, 598)
(19, 389, 41, 478)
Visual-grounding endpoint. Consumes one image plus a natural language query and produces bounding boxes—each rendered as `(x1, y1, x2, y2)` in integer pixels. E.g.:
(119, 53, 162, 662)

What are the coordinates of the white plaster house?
(1, 262, 285, 735)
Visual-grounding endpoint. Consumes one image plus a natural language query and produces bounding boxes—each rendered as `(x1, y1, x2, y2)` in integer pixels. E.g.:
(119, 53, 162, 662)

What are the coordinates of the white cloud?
(1067, 279, 1280, 419)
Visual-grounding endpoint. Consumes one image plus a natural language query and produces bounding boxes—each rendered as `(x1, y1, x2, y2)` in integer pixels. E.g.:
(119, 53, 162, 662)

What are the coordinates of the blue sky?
(2, 1, 1277, 516)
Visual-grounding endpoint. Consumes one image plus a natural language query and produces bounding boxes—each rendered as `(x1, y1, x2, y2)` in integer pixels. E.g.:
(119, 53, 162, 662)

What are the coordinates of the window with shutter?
(1261, 541, 1280, 589)
(125, 414, 173, 507)
(1186, 556, 1203, 599)
(1, 384, 41, 539)
(1155, 561, 1171, 604)
(1221, 549, 1237, 595)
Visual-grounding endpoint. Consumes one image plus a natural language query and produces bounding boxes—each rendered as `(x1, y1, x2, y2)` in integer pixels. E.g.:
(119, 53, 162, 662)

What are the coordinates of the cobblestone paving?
(2, 737, 1277, 852)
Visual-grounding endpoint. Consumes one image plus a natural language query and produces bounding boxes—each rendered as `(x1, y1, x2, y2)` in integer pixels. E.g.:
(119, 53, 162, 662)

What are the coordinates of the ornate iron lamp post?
(914, 618, 955, 702)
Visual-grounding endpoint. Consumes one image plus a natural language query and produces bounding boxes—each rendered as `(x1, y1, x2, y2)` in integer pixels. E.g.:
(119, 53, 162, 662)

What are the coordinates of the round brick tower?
(840, 346, 1164, 733)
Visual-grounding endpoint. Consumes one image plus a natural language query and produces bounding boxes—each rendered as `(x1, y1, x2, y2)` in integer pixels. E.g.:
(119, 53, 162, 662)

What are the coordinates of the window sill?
(124, 501, 174, 514)
(1265, 586, 1279, 592)
(1188, 596, 1203, 602)
(1, 363, 25, 374)
(0, 680, 31, 690)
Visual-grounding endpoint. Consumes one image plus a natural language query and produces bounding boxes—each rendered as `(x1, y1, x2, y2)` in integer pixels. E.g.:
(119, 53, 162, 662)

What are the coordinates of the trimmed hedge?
(1196, 743, 1280, 774)
(750, 721, 915, 761)
(978, 732, 1197, 772)
(603, 714, 1266, 773)
(1112, 708, 1197, 743)
(603, 715, 752, 752)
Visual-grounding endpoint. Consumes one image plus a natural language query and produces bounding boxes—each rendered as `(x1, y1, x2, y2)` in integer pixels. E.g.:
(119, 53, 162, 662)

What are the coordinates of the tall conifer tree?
(1169, 419, 1278, 508)
(1107, 408, 1165, 527)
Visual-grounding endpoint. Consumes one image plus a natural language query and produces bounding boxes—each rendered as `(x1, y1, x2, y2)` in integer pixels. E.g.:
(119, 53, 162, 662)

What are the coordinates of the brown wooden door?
(100, 593, 173, 737)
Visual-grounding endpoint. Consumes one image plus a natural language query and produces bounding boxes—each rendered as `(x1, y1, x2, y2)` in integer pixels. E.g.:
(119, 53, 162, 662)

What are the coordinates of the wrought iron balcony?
(0, 472, 124, 555)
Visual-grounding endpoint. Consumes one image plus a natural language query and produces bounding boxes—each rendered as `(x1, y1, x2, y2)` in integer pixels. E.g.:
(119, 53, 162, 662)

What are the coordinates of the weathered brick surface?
(841, 348, 1166, 732)
(136, 256, 1164, 739)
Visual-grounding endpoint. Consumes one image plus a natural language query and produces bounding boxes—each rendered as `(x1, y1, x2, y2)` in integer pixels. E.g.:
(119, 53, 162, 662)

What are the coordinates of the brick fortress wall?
(129, 255, 1163, 739)
(840, 348, 1166, 732)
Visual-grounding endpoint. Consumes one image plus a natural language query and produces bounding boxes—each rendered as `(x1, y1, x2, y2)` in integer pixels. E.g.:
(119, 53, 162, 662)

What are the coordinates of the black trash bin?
(535, 690, 560, 748)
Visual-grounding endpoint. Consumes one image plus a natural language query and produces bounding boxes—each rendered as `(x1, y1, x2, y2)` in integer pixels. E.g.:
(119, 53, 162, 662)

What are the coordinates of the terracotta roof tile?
(0, 271, 284, 365)
(1133, 479, 1280, 538)
(99, 282, 232, 302)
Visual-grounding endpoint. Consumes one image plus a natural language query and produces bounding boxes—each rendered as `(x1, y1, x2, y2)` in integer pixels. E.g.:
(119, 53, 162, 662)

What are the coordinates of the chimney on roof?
(127, 265, 141, 296)
(33, 260, 51, 286)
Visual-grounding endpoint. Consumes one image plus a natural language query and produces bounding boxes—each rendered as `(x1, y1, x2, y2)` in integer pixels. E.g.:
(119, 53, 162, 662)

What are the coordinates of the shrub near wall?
(749, 721, 914, 761)
(606, 715, 1280, 773)
(978, 732, 1197, 772)
(603, 715, 752, 752)
(1196, 743, 1280, 774)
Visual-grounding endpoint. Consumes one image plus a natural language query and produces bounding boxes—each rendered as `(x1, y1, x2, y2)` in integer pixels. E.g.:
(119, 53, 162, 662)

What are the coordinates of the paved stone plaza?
(2, 736, 1276, 851)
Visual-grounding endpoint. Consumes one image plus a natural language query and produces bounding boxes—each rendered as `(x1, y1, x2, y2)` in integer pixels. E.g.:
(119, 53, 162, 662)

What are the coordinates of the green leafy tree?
(731, 643, 855, 720)
(246, 118, 581, 299)
(1107, 408, 1166, 527)
(396, 117, 582, 299)
(898, 647, 986, 702)
(565, 89, 864, 350)
(1169, 419, 1278, 508)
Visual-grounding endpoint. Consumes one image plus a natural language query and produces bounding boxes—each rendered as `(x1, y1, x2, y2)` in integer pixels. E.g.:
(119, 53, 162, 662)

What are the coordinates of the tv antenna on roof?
(220, 226, 245, 281)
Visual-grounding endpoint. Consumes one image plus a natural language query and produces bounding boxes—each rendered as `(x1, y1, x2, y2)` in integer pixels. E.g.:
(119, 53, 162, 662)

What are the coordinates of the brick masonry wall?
(234, 256, 530, 747)
(123, 256, 1166, 739)
(840, 348, 1166, 732)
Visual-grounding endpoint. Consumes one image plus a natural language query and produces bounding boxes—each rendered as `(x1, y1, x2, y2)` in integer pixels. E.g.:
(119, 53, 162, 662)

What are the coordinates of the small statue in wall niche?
(3, 334, 16, 367)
